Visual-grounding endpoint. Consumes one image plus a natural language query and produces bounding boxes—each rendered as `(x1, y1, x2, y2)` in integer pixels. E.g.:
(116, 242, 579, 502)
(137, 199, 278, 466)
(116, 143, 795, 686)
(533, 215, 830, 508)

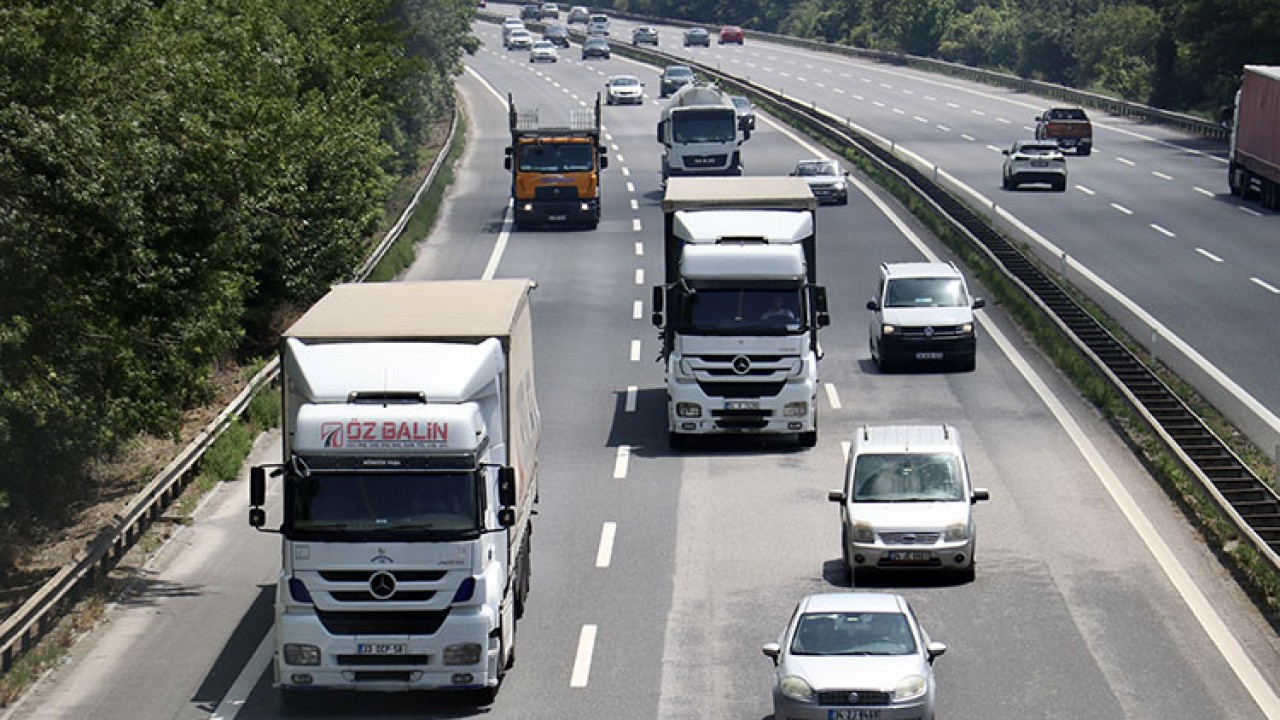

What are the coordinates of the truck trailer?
(657, 82, 750, 182)
(248, 279, 540, 703)
(506, 93, 608, 230)
(1229, 65, 1280, 210)
(651, 177, 829, 449)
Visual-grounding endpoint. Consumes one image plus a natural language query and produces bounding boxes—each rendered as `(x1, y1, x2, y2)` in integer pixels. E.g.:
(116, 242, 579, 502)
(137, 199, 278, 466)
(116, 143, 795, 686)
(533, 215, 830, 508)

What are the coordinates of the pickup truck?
(1035, 107, 1092, 155)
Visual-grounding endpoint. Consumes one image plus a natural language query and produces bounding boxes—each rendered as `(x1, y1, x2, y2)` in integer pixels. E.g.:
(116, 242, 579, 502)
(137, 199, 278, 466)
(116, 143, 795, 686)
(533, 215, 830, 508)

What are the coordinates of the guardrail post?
(1150, 331, 1159, 366)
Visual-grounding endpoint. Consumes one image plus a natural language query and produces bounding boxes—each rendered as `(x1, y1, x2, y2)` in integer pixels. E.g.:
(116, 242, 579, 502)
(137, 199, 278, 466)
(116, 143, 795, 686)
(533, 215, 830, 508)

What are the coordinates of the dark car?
(520, 3, 541, 21)
(730, 95, 755, 131)
(631, 26, 659, 46)
(543, 24, 570, 48)
(719, 25, 745, 44)
(581, 37, 611, 60)
(659, 65, 695, 98)
(683, 27, 710, 47)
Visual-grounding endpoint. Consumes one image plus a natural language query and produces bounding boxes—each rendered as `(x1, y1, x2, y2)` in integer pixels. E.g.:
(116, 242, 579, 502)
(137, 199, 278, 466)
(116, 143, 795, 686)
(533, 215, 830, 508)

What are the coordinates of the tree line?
(0, 0, 477, 537)
(607, 0, 1280, 111)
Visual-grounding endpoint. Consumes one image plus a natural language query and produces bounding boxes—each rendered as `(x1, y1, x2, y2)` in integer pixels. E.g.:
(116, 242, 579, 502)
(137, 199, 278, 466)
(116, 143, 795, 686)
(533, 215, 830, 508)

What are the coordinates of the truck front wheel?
(798, 430, 817, 448)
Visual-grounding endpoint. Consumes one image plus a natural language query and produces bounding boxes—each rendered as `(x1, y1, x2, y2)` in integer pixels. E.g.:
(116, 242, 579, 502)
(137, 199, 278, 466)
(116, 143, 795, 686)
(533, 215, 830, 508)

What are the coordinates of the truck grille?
(879, 532, 941, 545)
(895, 324, 966, 339)
(316, 610, 450, 636)
(336, 654, 431, 666)
(710, 409, 771, 429)
(682, 154, 727, 168)
(697, 381, 786, 398)
(319, 570, 447, 583)
(331, 590, 437, 602)
(816, 690, 891, 706)
(534, 185, 581, 200)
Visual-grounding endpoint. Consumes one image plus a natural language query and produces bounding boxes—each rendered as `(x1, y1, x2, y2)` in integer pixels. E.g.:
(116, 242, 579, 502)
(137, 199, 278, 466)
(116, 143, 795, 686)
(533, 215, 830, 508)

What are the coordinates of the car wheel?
(1055, 179, 1067, 192)
(1079, 146, 1092, 156)
(957, 354, 976, 373)
(841, 528, 853, 583)
(838, 194, 849, 206)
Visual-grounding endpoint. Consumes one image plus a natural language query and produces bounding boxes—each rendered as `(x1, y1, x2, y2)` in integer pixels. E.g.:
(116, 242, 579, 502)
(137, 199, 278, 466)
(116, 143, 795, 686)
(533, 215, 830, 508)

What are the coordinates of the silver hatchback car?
(763, 592, 946, 720)
(829, 424, 989, 581)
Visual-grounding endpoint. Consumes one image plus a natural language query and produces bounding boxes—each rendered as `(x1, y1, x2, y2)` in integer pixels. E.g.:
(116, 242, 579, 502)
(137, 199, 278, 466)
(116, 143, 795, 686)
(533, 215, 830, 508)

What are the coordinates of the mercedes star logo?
(731, 355, 752, 375)
(924, 326, 935, 338)
(847, 691, 860, 703)
(369, 571, 397, 600)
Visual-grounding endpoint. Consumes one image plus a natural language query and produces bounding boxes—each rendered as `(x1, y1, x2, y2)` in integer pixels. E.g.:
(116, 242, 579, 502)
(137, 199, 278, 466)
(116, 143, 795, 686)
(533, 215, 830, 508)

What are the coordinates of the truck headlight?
(944, 522, 969, 541)
(881, 324, 897, 335)
(580, 202, 590, 212)
(783, 402, 808, 417)
(676, 402, 702, 418)
(779, 675, 815, 702)
(521, 203, 533, 212)
(894, 674, 928, 701)
(283, 643, 321, 666)
(850, 521, 876, 543)
(444, 643, 483, 666)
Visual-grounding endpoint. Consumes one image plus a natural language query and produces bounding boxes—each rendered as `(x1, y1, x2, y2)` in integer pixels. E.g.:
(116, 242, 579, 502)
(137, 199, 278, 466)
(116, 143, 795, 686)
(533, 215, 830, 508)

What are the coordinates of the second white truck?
(651, 177, 828, 448)
(656, 81, 750, 182)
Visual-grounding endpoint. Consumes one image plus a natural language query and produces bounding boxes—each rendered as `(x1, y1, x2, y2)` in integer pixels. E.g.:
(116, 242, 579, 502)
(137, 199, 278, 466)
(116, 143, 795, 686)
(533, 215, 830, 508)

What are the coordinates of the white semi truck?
(656, 81, 750, 182)
(651, 177, 828, 448)
(248, 279, 540, 703)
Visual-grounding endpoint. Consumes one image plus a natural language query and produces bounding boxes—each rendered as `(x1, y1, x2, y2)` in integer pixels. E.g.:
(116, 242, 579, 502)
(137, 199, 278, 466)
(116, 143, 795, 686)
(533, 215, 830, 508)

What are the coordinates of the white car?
(567, 5, 589, 23)
(529, 40, 558, 63)
(866, 261, 984, 372)
(605, 75, 644, 105)
(504, 29, 533, 50)
(501, 18, 525, 36)
(828, 424, 989, 582)
(1002, 139, 1067, 191)
(790, 158, 848, 205)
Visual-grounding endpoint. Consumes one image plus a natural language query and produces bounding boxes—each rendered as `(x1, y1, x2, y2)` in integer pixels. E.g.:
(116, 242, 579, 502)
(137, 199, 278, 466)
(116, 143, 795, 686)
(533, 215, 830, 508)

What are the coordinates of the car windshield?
(611, 77, 639, 87)
(791, 612, 917, 656)
(852, 453, 964, 502)
(666, 67, 693, 79)
(882, 277, 964, 308)
(289, 472, 479, 538)
(795, 161, 836, 177)
(671, 109, 736, 143)
(586, 39, 607, 48)
(731, 97, 751, 111)
(679, 288, 805, 335)
(518, 142, 594, 172)
(533, 42, 554, 50)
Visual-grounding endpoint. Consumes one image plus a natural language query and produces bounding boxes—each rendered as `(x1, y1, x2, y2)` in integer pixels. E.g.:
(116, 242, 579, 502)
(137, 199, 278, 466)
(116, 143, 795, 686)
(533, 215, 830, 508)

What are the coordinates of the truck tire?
(798, 430, 817, 448)
(669, 432, 689, 451)
(1079, 146, 1092, 156)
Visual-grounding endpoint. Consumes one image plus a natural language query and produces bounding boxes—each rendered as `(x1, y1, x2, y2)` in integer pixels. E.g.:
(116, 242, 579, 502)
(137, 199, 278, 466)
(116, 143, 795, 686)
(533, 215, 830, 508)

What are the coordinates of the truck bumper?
(513, 198, 600, 229)
(273, 606, 501, 693)
(667, 378, 816, 436)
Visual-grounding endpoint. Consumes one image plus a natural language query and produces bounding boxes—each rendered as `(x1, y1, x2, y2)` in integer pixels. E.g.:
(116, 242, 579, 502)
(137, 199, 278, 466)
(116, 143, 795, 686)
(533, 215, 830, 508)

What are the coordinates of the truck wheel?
(669, 432, 689, 451)
(1054, 179, 1067, 192)
(798, 430, 817, 448)
(1079, 146, 1092, 156)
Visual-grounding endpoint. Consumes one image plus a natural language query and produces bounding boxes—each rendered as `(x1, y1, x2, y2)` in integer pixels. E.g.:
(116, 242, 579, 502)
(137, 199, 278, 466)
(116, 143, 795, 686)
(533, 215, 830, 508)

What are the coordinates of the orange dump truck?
(504, 93, 608, 230)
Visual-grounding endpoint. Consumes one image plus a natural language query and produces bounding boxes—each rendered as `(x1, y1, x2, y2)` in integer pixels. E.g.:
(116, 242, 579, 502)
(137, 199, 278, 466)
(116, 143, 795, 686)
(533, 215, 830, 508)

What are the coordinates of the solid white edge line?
(464, 67, 516, 280)
(596, 523, 617, 568)
(209, 629, 274, 720)
(570, 625, 598, 687)
(824, 382, 842, 410)
(840, 440, 851, 463)
(613, 445, 631, 479)
(625, 385, 638, 412)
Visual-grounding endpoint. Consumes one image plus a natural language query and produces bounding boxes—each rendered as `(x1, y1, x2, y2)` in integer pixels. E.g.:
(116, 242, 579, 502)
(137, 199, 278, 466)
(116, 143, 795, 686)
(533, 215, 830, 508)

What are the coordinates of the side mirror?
(498, 508, 516, 527)
(866, 300, 879, 311)
(972, 297, 985, 310)
(656, 120, 665, 143)
(504, 157, 512, 170)
(927, 641, 948, 663)
(827, 489, 845, 503)
(816, 311, 831, 328)
(599, 153, 609, 170)
(1001, 149, 1010, 156)
(498, 467, 517, 507)
(741, 127, 751, 141)
(762, 642, 781, 664)
(651, 286, 665, 327)
(250, 466, 267, 507)
(971, 488, 990, 503)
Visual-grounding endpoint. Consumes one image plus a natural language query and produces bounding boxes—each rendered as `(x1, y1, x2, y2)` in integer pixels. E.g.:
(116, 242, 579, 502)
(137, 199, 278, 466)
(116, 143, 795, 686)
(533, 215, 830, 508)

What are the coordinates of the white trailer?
(652, 177, 828, 448)
(249, 279, 539, 704)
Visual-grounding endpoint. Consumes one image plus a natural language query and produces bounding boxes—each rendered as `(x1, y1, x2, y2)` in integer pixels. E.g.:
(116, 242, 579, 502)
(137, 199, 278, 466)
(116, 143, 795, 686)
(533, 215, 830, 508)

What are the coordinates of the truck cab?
(505, 93, 608, 230)
(657, 82, 750, 182)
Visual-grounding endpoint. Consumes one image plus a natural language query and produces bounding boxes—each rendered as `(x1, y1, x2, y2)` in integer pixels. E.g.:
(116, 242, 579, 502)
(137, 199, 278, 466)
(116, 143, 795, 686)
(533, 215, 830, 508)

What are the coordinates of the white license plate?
(725, 400, 759, 410)
(830, 710, 880, 720)
(885, 551, 932, 562)
(547, 214, 567, 221)
(1032, 160, 1049, 167)
(915, 351, 943, 360)
(357, 643, 407, 655)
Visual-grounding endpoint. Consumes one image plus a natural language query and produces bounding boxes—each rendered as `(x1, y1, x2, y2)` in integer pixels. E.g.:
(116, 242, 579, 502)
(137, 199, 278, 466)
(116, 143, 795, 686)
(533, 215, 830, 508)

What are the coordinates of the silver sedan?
(763, 592, 946, 720)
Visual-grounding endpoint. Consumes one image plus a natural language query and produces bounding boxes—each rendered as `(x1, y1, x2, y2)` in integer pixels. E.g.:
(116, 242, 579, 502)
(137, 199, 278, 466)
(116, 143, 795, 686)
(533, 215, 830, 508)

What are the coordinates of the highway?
(6, 15, 1280, 720)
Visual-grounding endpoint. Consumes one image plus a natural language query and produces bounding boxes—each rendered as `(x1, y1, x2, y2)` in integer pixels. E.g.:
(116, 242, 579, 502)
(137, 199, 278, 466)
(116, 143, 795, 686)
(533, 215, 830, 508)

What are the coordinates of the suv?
(542, 23, 570, 47)
(659, 65, 695, 98)
(587, 13, 610, 36)
(866, 261, 984, 372)
(828, 425, 989, 582)
(790, 158, 848, 205)
(540, 2, 559, 19)
(520, 3, 541, 21)
(1035, 107, 1092, 155)
(504, 28, 533, 50)
(632, 26, 659, 46)
(567, 5, 589, 23)
(1002, 140, 1067, 191)
(683, 27, 711, 47)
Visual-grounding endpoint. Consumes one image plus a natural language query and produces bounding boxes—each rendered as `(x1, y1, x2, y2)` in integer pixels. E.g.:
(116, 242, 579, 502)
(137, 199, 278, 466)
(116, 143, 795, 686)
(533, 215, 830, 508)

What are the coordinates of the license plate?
(915, 351, 943, 360)
(725, 400, 759, 410)
(830, 710, 880, 720)
(1032, 160, 1049, 167)
(885, 551, 932, 563)
(357, 643, 407, 655)
(547, 214, 567, 221)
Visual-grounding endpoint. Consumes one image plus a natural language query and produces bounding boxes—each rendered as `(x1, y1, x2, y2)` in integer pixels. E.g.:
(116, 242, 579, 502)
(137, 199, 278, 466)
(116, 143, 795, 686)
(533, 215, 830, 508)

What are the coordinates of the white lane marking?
(873, 101, 886, 108)
(632, 218, 642, 232)
(621, 167, 631, 177)
(570, 625, 598, 687)
(1111, 203, 1134, 215)
(1193, 186, 1215, 197)
(986, 144, 1003, 153)
(815, 82, 826, 89)
(892, 108, 906, 115)
(1152, 171, 1173, 181)
(824, 383, 842, 410)
(1150, 223, 1176, 238)
(1252, 277, 1280, 294)
(630, 199, 639, 211)
(633, 300, 643, 320)
(1076, 185, 1096, 196)
(971, 108, 985, 116)
(635, 268, 644, 284)
(835, 88, 846, 94)
(946, 102, 960, 108)
(1239, 206, 1264, 218)
(924, 95, 937, 101)
(982, 315, 1280, 720)
(596, 523, 617, 567)
(937, 125, 951, 132)
(961, 134, 975, 142)
(1116, 156, 1136, 166)
(625, 385, 638, 412)
(879, 82, 892, 89)
(209, 629, 275, 719)
(902, 89, 914, 95)
(996, 117, 1011, 124)
(626, 181, 636, 193)
(611, 143, 620, 151)
(851, 93, 863, 100)
(617, 154, 626, 163)
(1196, 248, 1224, 263)
(913, 115, 928, 123)
(635, 241, 644, 256)
(613, 445, 631, 479)
(630, 339, 641, 362)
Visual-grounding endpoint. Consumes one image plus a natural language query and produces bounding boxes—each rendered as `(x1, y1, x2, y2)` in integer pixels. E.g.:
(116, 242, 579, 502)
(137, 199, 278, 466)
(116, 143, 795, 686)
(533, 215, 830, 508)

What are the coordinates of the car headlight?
(944, 522, 969, 541)
(881, 324, 897, 335)
(959, 322, 974, 334)
(833, 180, 846, 191)
(850, 521, 875, 543)
(779, 675, 815, 702)
(893, 674, 928, 701)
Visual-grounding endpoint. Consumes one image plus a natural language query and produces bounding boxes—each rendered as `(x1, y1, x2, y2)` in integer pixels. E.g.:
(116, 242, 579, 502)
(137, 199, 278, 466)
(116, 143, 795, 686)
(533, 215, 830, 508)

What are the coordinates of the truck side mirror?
(656, 120, 665, 143)
(250, 466, 267, 507)
(866, 300, 879, 311)
(972, 297, 986, 310)
(599, 153, 609, 170)
(504, 157, 512, 170)
(498, 508, 516, 527)
(741, 127, 751, 141)
(812, 286, 830, 327)
(498, 467, 517, 507)
(651, 286, 664, 327)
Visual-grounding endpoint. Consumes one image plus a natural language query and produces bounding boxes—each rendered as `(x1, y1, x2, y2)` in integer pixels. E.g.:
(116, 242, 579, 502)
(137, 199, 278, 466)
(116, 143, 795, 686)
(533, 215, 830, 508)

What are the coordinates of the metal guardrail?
(0, 107, 460, 676)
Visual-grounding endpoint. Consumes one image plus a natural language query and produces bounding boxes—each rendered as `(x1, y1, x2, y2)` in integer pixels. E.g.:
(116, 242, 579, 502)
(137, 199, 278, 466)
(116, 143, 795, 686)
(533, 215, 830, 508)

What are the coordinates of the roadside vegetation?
(604, 0, 1280, 113)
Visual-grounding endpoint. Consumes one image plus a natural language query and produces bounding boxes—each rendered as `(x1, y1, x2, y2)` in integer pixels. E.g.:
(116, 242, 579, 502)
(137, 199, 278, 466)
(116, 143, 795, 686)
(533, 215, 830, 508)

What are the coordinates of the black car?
(581, 37, 611, 60)
(632, 26, 659, 46)
(520, 3, 541, 21)
(543, 24, 571, 48)
(683, 27, 710, 47)
(659, 65, 695, 98)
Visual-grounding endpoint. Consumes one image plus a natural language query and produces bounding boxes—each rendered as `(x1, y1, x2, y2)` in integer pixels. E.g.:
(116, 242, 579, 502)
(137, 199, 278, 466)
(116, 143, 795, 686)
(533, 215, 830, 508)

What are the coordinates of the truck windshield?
(679, 288, 805, 335)
(288, 471, 480, 539)
(518, 142, 594, 172)
(671, 110, 736, 143)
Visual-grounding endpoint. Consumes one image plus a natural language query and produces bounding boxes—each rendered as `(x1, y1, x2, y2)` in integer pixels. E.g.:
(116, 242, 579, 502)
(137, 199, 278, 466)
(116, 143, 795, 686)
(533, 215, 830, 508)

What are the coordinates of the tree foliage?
(0, 0, 474, 533)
